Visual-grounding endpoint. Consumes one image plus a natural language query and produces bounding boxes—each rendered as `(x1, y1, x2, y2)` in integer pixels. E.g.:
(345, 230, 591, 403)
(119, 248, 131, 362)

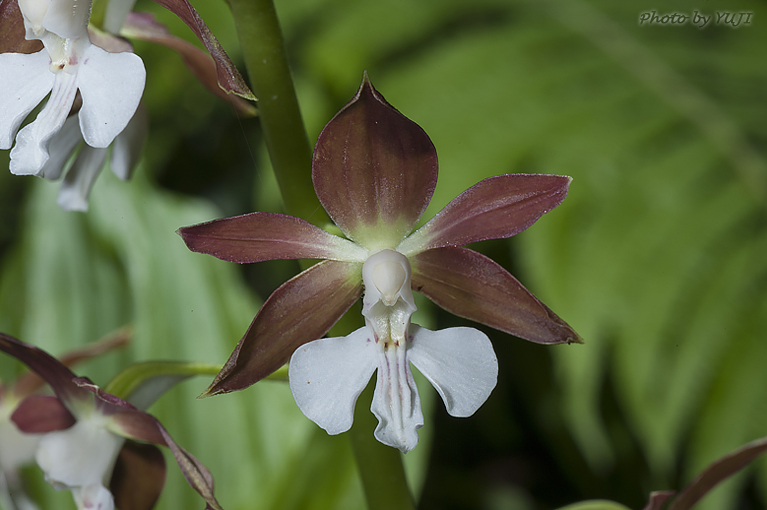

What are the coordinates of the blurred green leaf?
(0, 169, 367, 509)
(277, 0, 767, 507)
(555, 500, 632, 510)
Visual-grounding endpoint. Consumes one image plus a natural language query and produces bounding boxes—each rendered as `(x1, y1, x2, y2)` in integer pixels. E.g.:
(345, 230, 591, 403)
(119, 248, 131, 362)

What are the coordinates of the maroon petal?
(410, 247, 582, 345)
(110, 442, 167, 510)
(106, 406, 165, 444)
(0, 0, 43, 53)
(121, 12, 256, 117)
(109, 412, 222, 510)
(150, 0, 254, 100)
(312, 73, 438, 248)
(669, 437, 767, 510)
(10, 395, 76, 433)
(73, 377, 147, 416)
(0, 333, 92, 406)
(643, 491, 676, 510)
(178, 212, 367, 263)
(399, 174, 571, 255)
(205, 259, 363, 395)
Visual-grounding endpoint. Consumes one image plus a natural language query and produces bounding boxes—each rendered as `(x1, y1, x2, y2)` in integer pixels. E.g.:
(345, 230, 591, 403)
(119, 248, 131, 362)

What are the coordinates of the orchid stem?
(228, 0, 329, 226)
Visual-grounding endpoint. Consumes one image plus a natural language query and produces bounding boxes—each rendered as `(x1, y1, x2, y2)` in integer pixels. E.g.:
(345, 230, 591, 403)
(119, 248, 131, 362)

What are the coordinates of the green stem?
(228, 0, 329, 225)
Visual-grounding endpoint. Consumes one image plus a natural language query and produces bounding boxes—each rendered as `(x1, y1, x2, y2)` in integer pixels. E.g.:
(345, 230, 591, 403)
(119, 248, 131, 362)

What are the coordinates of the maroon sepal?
(11, 327, 130, 398)
(0, 333, 92, 406)
(122, 12, 256, 117)
(402, 174, 571, 253)
(668, 437, 767, 510)
(312, 72, 438, 248)
(11, 395, 76, 433)
(178, 212, 360, 263)
(204, 260, 363, 395)
(111, 442, 167, 510)
(0, 0, 43, 53)
(149, 0, 254, 100)
(411, 246, 582, 345)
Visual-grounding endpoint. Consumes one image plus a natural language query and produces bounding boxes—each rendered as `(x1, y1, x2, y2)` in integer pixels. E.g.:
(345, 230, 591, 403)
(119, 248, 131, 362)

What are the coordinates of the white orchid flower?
(180, 75, 581, 452)
(0, 333, 225, 510)
(0, 0, 145, 177)
(289, 249, 498, 452)
(36, 412, 125, 510)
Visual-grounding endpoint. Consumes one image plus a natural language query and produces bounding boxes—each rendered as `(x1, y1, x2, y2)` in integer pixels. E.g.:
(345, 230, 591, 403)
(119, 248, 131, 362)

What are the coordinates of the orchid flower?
(0, 329, 130, 507)
(0, 333, 223, 510)
(0, 0, 146, 177)
(179, 75, 581, 452)
(1, 0, 255, 210)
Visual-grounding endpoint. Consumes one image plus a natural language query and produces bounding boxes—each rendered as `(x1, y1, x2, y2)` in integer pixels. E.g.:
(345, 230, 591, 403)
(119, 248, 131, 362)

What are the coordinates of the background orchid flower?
(0, 0, 146, 176)
(0, 333, 223, 510)
(179, 75, 581, 450)
(0, 329, 130, 506)
(1, 0, 255, 210)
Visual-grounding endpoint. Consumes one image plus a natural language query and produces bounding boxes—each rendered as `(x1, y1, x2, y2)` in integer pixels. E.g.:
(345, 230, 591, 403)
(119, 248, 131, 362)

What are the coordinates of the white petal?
(0, 410, 42, 473)
(408, 324, 498, 417)
(39, 114, 82, 180)
(17, 0, 50, 35)
(109, 104, 147, 180)
(0, 50, 54, 150)
(371, 343, 423, 452)
(73, 483, 114, 510)
(361, 250, 417, 350)
(10, 71, 78, 175)
(57, 145, 108, 211)
(77, 45, 146, 148)
(40, 0, 90, 40)
(362, 250, 416, 315)
(35, 415, 124, 494)
(289, 327, 377, 435)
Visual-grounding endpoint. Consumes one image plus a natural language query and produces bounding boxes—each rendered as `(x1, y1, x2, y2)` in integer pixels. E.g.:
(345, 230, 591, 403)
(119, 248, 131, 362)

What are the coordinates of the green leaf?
(555, 501, 632, 510)
(104, 360, 221, 409)
(272, 0, 767, 506)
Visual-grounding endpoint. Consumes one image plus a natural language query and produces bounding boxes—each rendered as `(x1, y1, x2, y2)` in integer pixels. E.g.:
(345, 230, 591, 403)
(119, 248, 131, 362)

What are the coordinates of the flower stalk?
(227, 0, 328, 226)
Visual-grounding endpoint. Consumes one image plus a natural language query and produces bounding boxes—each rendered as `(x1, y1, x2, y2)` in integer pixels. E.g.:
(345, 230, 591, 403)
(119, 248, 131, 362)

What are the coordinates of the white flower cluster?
(0, 0, 146, 210)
